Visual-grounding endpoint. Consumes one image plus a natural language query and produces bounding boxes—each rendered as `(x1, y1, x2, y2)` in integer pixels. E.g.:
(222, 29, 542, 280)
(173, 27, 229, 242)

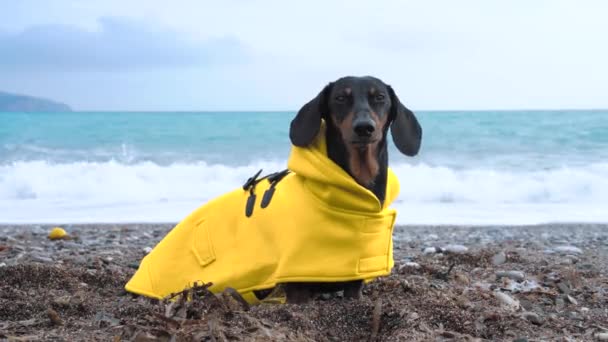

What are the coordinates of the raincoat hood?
(287, 122, 400, 213)
(125, 123, 400, 303)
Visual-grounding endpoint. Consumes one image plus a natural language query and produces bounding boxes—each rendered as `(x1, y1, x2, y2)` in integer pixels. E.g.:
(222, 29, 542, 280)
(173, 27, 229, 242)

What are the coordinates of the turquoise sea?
(1, 110, 607, 224)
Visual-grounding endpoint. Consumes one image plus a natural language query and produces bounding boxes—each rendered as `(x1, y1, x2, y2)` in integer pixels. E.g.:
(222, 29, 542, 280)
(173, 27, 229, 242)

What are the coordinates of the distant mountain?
(0, 91, 72, 112)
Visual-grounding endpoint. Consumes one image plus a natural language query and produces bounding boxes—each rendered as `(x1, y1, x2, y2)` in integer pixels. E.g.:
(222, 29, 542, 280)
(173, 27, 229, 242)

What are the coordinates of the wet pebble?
(496, 270, 525, 282)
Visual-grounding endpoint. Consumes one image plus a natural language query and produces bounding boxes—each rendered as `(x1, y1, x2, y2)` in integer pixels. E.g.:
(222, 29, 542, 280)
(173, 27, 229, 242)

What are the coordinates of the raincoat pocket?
(191, 220, 216, 267)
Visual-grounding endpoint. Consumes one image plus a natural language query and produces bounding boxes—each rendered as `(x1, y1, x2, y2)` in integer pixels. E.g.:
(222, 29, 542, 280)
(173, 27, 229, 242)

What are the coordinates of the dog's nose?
(353, 119, 376, 138)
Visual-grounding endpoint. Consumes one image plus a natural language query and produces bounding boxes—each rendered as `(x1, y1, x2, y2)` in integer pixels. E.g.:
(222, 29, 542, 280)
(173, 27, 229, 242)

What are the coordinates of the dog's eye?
(335, 95, 347, 103)
(374, 94, 386, 102)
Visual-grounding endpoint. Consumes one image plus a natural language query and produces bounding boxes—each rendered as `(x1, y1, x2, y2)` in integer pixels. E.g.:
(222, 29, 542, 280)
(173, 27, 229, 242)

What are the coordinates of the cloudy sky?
(0, 0, 606, 111)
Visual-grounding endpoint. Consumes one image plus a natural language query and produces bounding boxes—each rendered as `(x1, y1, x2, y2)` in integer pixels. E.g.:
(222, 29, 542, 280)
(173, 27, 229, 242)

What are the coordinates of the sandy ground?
(1, 223, 607, 341)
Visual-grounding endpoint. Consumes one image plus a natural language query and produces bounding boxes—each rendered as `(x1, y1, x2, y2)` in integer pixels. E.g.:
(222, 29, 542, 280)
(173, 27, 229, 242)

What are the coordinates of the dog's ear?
(387, 86, 422, 156)
(289, 83, 333, 147)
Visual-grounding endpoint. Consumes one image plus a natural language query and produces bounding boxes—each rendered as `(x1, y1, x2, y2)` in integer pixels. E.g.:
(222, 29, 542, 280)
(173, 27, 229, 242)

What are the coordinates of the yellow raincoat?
(125, 124, 400, 303)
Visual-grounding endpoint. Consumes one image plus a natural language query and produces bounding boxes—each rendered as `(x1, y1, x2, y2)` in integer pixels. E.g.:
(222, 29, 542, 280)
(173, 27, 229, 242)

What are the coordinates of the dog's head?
(290, 76, 422, 187)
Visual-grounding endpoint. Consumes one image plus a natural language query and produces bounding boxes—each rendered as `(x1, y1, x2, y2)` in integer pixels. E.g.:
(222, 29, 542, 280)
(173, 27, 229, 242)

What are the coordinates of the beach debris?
(48, 227, 68, 241)
(492, 251, 507, 265)
(551, 246, 583, 255)
(496, 270, 525, 282)
(435, 263, 456, 281)
(370, 298, 382, 342)
(494, 291, 520, 310)
(504, 279, 544, 293)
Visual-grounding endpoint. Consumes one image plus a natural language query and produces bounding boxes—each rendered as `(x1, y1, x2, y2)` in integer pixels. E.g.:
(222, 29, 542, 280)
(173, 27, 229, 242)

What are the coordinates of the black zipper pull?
(260, 169, 290, 209)
(260, 187, 275, 209)
(245, 191, 256, 217)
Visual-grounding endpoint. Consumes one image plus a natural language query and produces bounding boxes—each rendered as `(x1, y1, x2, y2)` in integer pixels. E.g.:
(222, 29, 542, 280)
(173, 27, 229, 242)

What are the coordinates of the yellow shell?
(48, 227, 68, 240)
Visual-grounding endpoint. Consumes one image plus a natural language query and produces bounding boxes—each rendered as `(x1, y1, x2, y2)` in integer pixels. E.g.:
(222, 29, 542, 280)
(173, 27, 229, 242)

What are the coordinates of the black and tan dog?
(125, 76, 422, 304)
(284, 76, 422, 303)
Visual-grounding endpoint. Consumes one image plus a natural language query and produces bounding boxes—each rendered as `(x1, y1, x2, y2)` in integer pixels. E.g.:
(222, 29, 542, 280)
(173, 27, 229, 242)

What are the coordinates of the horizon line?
(50, 107, 608, 113)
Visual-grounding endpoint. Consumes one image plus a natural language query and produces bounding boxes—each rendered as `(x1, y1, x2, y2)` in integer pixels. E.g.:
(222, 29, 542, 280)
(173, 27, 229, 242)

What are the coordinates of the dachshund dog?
(278, 76, 422, 303)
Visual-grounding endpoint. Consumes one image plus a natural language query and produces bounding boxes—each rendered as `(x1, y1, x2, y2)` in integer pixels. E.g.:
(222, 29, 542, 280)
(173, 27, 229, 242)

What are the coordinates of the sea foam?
(1, 160, 607, 224)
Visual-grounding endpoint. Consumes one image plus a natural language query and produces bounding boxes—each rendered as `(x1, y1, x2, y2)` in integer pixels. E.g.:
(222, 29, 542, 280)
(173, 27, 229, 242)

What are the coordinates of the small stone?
(522, 311, 543, 325)
(0, 262, 6, 267)
(577, 263, 594, 270)
(427, 234, 439, 240)
(555, 297, 565, 308)
(494, 291, 520, 310)
(400, 262, 421, 269)
(143, 246, 153, 254)
(496, 271, 525, 282)
(47, 308, 63, 326)
(557, 282, 571, 294)
(553, 245, 583, 255)
(53, 296, 71, 306)
(406, 312, 420, 322)
(443, 244, 468, 253)
(319, 293, 332, 300)
(492, 252, 507, 265)
(595, 332, 608, 341)
(423, 247, 440, 254)
(30, 254, 53, 263)
(566, 295, 578, 305)
(454, 273, 470, 285)
(513, 338, 528, 342)
(580, 307, 589, 313)
(564, 255, 579, 264)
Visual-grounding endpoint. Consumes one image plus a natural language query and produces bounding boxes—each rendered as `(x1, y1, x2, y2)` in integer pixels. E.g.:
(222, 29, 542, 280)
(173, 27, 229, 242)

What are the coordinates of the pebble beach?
(1, 223, 607, 341)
